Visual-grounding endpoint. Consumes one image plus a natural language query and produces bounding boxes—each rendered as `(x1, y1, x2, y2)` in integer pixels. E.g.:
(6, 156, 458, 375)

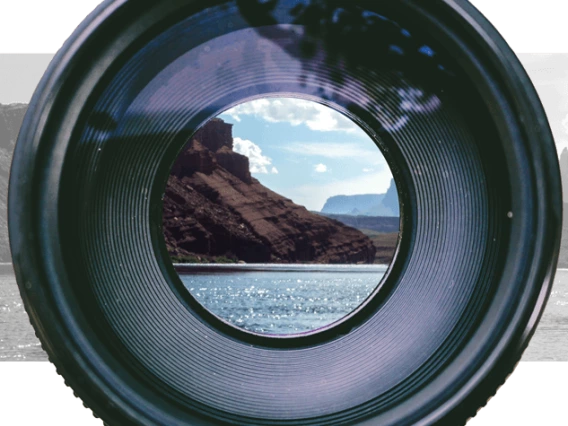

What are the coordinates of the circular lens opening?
(162, 97, 400, 335)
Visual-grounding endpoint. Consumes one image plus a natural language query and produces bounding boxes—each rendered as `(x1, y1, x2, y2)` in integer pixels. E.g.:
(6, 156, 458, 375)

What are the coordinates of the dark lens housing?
(9, 1, 561, 425)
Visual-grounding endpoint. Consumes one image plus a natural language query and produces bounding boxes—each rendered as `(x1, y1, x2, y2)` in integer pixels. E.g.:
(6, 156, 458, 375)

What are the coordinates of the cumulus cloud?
(233, 137, 278, 174)
(314, 163, 328, 173)
(223, 98, 362, 133)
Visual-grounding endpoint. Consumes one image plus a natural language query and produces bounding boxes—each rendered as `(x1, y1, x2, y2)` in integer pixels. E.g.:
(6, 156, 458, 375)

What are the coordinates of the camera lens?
(9, 1, 561, 425)
(163, 98, 401, 338)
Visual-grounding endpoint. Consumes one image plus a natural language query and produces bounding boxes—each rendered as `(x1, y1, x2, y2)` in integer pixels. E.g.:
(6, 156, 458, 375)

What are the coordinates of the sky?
(3, 54, 568, 208)
(518, 54, 568, 157)
(218, 98, 394, 211)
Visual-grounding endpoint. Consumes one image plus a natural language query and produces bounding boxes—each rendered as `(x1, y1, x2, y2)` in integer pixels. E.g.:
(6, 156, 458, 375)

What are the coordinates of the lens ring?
(9, 1, 561, 425)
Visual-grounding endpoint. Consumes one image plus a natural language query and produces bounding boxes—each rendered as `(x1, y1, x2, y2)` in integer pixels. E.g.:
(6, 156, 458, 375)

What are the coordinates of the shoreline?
(4, 263, 568, 275)
(173, 263, 389, 274)
(0, 262, 389, 275)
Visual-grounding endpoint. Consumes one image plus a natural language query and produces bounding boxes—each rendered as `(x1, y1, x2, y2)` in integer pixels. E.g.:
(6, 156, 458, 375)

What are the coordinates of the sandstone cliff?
(163, 119, 376, 264)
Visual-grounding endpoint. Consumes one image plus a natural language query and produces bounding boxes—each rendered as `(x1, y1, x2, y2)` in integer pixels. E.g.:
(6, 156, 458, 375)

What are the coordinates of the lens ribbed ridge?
(60, 4, 508, 424)
(17, 1, 540, 425)
(7, 0, 561, 425)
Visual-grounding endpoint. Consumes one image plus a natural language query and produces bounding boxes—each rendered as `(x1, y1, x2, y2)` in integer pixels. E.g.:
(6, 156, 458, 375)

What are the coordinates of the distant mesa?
(561, 148, 568, 203)
(321, 178, 400, 217)
(322, 194, 384, 215)
(382, 178, 400, 216)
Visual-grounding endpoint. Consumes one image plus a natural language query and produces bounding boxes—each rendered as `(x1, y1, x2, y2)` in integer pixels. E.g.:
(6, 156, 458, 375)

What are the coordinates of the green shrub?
(212, 255, 237, 264)
(171, 254, 202, 264)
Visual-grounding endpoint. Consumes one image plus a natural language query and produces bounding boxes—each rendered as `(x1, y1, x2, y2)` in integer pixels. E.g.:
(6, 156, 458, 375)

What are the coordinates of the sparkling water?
(1, 268, 568, 360)
(178, 264, 387, 334)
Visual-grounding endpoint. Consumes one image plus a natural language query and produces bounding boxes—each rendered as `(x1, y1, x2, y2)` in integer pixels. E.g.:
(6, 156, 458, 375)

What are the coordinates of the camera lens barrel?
(9, 1, 561, 425)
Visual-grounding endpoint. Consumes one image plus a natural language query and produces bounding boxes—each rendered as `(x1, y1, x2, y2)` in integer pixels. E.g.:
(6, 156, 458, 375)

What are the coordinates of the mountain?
(561, 148, 568, 202)
(380, 178, 400, 216)
(321, 194, 385, 215)
(3, 105, 568, 268)
(315, 212, 399, 234)
(163, 119, 377, 264)
(0, 104, 28, 262)
(321, 178, 399, 217)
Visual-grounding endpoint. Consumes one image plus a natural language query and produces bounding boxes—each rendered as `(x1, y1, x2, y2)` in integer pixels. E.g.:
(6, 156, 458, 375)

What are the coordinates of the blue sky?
(219, 98, 393, 211)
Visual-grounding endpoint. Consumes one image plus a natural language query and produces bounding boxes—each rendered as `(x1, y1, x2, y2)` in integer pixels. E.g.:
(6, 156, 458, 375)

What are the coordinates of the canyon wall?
(163, 119, 377, 264)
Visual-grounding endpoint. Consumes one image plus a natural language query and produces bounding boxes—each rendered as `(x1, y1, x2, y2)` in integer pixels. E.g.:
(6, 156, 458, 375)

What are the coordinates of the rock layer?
(163, 119, 376, 264)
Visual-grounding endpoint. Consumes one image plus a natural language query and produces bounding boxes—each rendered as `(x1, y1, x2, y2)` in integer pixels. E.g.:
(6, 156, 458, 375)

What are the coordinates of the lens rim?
(8, 1, 561, 425)
(155, 95, 407, 347)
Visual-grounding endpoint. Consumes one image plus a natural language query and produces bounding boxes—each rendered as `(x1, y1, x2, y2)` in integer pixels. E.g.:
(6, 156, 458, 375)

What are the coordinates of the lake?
(1, 266, 567, 361)
(177, 264, 387, 334)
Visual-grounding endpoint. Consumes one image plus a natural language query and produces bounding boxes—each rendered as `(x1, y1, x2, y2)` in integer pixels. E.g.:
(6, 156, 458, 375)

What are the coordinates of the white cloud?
(284, 142, 383, 164)
(363, 168, 374, 173)
(233, 137, 276, 174)
(314, 163, 328, 173)
(223, 98, 363, 134)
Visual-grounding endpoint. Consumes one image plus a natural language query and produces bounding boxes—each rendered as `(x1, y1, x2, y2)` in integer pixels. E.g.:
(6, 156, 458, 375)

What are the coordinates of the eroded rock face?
(163, 119, 376, 264)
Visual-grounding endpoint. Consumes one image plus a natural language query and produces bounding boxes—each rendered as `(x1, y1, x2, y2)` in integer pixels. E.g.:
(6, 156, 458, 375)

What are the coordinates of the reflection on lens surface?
(163, 98, 400, 335)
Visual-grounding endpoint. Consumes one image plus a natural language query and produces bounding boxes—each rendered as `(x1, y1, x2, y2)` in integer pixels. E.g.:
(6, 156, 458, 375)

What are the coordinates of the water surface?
(178, 264, 387, 334)
(1, 267, 567, 361)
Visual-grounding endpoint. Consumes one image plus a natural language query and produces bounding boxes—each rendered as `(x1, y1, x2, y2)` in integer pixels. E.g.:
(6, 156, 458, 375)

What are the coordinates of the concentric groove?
(59, 4, 509, 423)
(9, 1, 560, 425)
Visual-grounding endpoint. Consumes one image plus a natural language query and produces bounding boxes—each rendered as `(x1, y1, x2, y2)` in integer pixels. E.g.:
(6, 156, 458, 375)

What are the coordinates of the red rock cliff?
(163, 119, 376, 264)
